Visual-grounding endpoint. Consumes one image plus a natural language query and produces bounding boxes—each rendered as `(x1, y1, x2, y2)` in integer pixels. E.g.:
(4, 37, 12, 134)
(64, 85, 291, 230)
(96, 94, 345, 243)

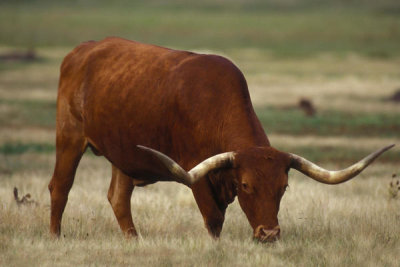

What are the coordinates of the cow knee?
(107, 190, 125, 217)
(107, 188, 117, 209)
(107, 188, 113, 204)
(48, 182, 54, 193)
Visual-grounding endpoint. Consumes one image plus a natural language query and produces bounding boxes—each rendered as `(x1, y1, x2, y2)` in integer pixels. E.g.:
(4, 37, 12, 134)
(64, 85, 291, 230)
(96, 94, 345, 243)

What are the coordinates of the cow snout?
(254, 225, 280, 243)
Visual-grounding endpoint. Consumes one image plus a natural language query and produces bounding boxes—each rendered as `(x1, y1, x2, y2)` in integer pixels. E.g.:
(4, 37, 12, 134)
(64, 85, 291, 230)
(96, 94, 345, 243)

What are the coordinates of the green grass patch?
(0, 153, 54, 176)
(256, 107, 400, 137)
(276, 145, 399, 164)
(0, 61, 35, 72)
(0, 144, 98, 175)
(0, 1, 399, 58)
(0, 142, 54, 155)
(0, 142, 100, 157)
(0, 99, 56, 128)
(0, 98, 398, 137)
(1, 141, 398, 165)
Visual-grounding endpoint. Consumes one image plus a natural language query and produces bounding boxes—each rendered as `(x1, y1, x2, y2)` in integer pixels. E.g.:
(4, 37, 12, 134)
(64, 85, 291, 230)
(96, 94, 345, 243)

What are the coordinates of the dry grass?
(1, 47, 399, 266)
(0, 128, 55, 144)
(1, 155, 399, 266)
(237, 54, 400, 113)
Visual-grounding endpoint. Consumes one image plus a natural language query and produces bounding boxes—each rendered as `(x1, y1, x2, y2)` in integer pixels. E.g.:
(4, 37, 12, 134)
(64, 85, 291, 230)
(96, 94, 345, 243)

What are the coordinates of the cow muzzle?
(254, 225, 280, 243)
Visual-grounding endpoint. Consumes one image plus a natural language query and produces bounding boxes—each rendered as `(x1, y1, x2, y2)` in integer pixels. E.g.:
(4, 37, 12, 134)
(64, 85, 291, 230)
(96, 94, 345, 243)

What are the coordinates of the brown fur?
(49, 37, 290, 241)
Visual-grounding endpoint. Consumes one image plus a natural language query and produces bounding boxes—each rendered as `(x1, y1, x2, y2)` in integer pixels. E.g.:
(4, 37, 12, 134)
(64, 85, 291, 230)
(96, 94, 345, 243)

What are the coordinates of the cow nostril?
(254, 225, 281, 242)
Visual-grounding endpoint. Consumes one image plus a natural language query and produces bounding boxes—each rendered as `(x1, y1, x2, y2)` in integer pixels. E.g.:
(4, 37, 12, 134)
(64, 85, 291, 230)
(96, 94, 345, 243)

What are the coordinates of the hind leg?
(108, 165, 137, 237)
(48, 126, 86, 236)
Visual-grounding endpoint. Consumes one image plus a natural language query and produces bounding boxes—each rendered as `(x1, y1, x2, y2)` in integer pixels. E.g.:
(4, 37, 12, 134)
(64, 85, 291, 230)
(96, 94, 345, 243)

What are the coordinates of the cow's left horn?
(137, 145, 235, 186)
(289, 144, 395, 184)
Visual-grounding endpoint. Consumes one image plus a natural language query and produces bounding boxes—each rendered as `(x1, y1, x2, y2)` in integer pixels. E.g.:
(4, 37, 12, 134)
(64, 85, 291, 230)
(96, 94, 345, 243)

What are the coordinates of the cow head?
(233, 147, 290, 242)
(137, 144, 394, 242)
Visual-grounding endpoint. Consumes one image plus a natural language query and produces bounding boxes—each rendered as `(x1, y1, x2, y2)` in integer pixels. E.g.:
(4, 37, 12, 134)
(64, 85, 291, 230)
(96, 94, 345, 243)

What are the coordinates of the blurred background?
(1, 1, 400, 266)
(1, 0, 399, 164)
(1, 0, 400, 56)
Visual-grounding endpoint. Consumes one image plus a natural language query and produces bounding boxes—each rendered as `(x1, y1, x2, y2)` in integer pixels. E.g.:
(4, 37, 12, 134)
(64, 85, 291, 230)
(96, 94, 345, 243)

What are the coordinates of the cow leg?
(108, 165, 137, 237)
(48, 132, 86, 237)
(191, 177, 226, 238)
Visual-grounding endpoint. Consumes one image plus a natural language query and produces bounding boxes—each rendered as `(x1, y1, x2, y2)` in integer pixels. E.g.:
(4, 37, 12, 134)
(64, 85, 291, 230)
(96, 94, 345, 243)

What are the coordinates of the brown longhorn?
(49, 37, 395, 242)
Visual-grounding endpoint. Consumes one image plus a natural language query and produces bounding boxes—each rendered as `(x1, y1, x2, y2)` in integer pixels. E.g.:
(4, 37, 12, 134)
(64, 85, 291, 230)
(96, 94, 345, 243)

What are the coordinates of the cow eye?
(242, 182, 252, 193)
(241, 181, 254, 194)
(242, 182, 248, 189)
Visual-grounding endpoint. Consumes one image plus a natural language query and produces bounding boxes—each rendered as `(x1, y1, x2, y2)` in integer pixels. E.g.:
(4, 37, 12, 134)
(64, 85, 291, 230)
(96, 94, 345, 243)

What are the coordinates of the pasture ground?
(1, 1, 400, 266)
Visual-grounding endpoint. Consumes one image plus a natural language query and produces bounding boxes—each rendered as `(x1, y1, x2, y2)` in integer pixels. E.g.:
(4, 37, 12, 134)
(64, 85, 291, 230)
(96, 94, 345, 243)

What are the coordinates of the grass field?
(1, 0, 400, 57)
(1, 1, 400, 266)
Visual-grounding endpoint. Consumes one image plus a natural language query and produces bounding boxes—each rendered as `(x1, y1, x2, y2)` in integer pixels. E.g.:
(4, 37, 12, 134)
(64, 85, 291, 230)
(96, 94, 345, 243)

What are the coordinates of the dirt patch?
(298, 98, 316, 116)
(387, 89, 400, 102)
(0, 49, 38, 62)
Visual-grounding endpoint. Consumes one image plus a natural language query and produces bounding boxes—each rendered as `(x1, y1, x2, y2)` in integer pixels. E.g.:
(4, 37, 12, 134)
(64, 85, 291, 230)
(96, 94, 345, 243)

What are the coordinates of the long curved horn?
(137, 145, 235, 186)
(289, 144, 395, 184)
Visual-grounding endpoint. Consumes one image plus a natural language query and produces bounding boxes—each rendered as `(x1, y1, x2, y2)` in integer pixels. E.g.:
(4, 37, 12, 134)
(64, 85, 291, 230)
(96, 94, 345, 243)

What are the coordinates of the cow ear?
(231, 158, 238, 169)
(230, 164, 242, 193)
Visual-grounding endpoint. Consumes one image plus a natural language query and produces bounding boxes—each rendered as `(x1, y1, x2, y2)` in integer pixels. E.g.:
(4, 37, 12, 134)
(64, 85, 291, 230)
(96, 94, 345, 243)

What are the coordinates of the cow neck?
(207, 169, 237, 212)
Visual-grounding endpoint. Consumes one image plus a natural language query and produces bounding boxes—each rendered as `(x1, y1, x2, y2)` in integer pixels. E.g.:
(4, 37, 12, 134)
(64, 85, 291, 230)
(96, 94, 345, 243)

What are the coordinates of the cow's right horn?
(137, 145, 235, 186)
(289, 144, 394, 184)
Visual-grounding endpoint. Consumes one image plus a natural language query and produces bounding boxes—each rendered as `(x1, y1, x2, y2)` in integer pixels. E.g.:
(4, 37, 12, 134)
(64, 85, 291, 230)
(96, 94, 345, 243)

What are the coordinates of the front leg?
(107, 165, 137, 237)
(191, 176, 226, 238)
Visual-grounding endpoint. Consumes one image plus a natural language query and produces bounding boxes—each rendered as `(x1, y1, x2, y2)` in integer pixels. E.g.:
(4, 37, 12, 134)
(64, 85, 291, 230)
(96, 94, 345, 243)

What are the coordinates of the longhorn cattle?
(49, 37, 393, 242)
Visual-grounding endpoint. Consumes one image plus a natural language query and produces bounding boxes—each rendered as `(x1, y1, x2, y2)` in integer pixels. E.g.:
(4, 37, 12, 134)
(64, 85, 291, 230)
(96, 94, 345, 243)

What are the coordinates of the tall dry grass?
(1, 154, 399, 266)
